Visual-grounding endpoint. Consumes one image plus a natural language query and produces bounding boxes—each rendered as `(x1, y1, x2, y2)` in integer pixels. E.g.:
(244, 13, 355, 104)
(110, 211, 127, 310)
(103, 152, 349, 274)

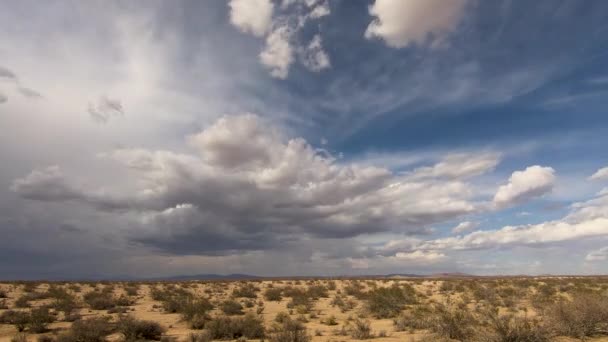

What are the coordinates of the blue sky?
(1, 0, 608, 278)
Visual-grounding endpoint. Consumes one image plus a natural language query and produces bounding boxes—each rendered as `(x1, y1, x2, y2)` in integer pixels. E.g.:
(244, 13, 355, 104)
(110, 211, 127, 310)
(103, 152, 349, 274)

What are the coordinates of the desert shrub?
(189, 314, 208, 330)
(15, 295, 31, 308)
(221, 299, 244, 315)
(124, 286, 139, 296)
(393, 305, 434, 331)
(275, 312, 291, 324)
(428, 303, 477, 341)
(366, 285, 416, 318)
(83, 291, 115, 310)
(232, 284, 259, 298)
(205, 313, 265, 340)
(349, 318, 373, 339)
(544, 292, 608, 338)
(264, 288, 283, 301)
(479, 309, 550, 342)
(38, 335, 55, 342)
(306, 285, 328, 299)
(11, 333, 28, 342)
(344, 282, 366, 299)
(58, 317, 114, 342)
(28, 307, 55, 333)
(118, 315, 166, 341)
(322, 315, 338, 326)
(0, 289, 7, 298)
(187, 331, 212, 342)
(267, 318, 310, 342)
(0, 310, 30, 332)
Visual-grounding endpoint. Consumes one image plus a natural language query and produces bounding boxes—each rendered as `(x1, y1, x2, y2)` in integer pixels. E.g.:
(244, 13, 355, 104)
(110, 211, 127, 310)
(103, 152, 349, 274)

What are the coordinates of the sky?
(1, 0, 608, 279)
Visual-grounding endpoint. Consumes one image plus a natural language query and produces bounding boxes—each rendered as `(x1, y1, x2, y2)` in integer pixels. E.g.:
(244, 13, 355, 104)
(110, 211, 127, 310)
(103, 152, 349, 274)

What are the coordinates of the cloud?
(301, 34, 330, 72)
(394, 250, 445, 262)
(493, 166, 556, 208)
(451, 221, 479, 234)
(18, 87, 43, 99)
(260, 25, 294, 79)
(229, 0, 330, 79)
(586, 247, 608, 261)
(13, 114, 482, 255)
(380, 189, 608, 254)
(0, 66, 17, 81)
(590, 167, 608, 181)
(365, 0, 469, 48)
(10, 166, 80, 202)
(229, 0, 274, 37)
(0, 92, 6, 104)
(407, 152, 501, 180)
(88, 95, 124, 123)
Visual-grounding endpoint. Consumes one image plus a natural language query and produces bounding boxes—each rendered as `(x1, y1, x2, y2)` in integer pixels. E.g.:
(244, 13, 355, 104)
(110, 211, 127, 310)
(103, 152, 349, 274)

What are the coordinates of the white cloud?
(365, 0, 469, 48)
(589, 167, 608, 181)
(260, 25, 294, 79)
(229, 0, 330, 79)
(493, 165, 556, 208)
(408, 152, 500, 180)
(451, 221, 479, 234)
(394, 250, 445, 262)
(301, 34, 331, 72)
(229, 0, 274, 37)
(586, 247, 608, 261)
(308, 2, 330, 19)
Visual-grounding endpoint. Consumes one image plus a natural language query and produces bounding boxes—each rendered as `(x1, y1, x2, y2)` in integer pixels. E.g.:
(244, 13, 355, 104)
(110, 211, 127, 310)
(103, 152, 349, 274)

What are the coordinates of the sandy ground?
(2, 278, 608, 341)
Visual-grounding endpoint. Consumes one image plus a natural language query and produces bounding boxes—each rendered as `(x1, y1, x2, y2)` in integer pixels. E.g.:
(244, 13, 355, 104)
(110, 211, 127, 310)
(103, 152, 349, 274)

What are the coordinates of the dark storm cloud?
(12, 114, 487, 256)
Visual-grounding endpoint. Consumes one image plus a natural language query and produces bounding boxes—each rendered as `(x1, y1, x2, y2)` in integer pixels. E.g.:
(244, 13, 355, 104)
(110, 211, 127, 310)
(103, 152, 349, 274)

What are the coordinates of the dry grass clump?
(347, 318, 374, 339)
(479, 310, 549, 342)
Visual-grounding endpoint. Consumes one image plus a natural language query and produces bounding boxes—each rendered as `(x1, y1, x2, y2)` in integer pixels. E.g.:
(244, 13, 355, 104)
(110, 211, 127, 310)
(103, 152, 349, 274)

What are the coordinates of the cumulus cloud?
(382, 189, 608, 255)
(260, 25, 294, 79)
(229, 0, 330, 79)
(590, 167, 608, 181)
(365, 0, 469, 48)
(88, 96, 124, 123)
(586, 246, 608, 261)
(229, 0, 274, 37)
(493, 166, 556, 208)
(13, 114, 482, 255)
(451, 221, 479, 234)
(301, 34, 331, 72)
